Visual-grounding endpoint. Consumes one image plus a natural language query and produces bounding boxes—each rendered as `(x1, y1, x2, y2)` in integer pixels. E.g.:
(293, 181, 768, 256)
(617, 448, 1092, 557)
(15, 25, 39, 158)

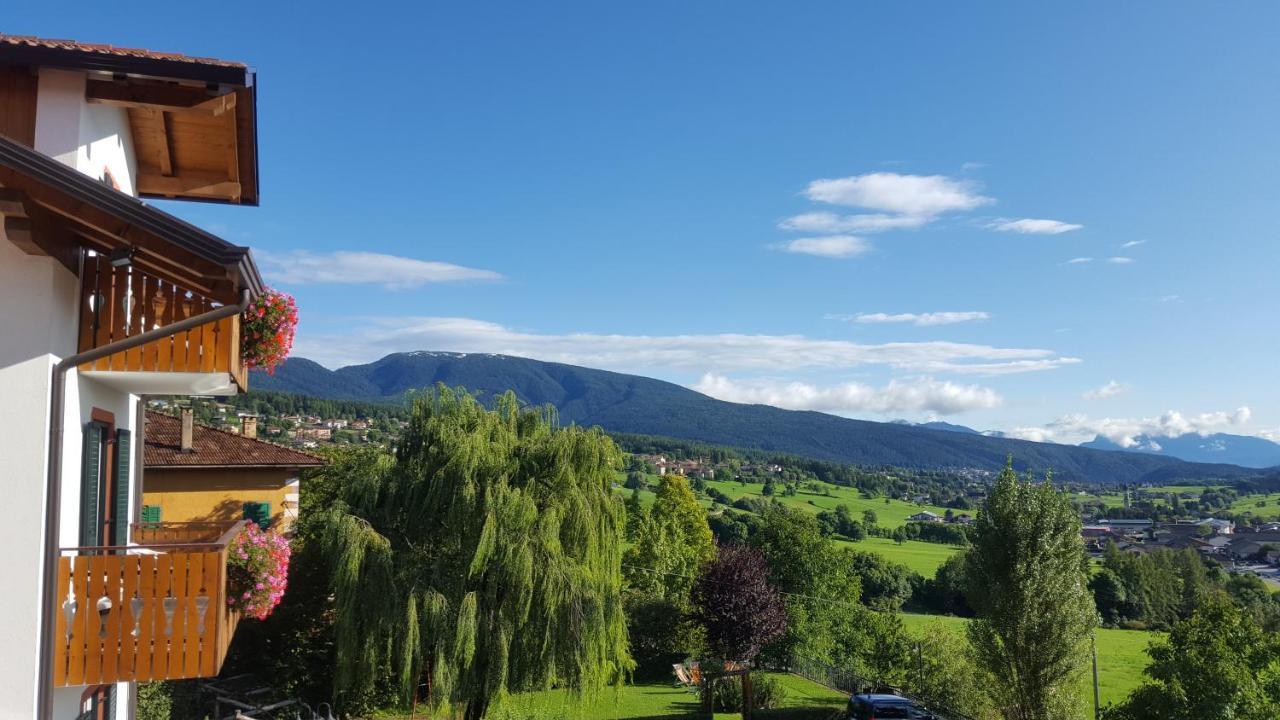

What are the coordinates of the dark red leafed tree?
(692, 544, 787, 662)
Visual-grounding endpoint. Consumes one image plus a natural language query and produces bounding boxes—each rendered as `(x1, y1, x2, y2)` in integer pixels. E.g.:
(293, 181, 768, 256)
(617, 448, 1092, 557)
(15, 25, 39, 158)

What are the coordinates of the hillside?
(252, 352, 1257, 485)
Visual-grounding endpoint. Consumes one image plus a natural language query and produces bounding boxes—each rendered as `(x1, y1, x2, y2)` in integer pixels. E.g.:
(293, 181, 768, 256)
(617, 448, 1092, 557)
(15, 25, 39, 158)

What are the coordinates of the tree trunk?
(464, 698, 488, 720)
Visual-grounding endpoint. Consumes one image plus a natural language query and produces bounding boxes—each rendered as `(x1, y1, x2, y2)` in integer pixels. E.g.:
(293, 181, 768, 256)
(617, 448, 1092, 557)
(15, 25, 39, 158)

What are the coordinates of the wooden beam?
(0, 168, 231, 299)
(136, 171, 240, 199)
(156, 110, 174, 177)
(224, 105, 240, 203)
(0, 186, 77, 271)
(191, 92, 237, 117)
(86, 80, 233, 115)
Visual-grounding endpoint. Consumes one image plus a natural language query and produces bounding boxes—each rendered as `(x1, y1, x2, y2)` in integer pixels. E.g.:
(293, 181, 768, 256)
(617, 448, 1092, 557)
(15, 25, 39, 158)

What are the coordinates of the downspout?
(35, 288, 251, 719)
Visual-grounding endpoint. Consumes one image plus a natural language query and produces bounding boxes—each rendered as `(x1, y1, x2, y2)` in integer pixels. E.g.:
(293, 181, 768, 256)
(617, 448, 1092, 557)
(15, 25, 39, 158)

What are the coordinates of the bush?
(708, 673, 787, 712)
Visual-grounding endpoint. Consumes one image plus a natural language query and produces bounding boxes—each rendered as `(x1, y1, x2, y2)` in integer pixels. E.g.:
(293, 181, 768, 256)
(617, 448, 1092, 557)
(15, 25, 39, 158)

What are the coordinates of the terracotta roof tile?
(0, 33, 246, 69)
(145, 411, 324, 468)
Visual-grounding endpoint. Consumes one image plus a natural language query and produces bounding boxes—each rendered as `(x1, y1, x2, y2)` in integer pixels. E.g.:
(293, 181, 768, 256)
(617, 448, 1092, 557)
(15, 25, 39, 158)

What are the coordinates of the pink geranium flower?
(226, 520, 291, 620)
(241, 289, 297, 374)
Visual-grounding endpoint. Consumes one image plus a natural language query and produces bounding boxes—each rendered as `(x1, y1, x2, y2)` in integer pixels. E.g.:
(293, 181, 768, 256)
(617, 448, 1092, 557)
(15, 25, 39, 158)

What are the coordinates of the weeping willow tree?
(323, 387, 632, 719)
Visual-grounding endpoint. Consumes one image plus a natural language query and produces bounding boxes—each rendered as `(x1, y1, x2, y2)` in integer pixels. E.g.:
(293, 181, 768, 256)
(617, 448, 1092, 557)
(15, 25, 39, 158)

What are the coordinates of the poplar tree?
(323, 387, 632, 720)
(965, 460, 1096, 720)
(624, 474, 715, 600)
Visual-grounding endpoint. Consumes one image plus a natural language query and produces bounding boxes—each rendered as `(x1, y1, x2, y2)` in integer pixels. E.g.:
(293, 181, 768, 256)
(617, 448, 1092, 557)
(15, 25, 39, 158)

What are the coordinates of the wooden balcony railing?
(77, 252, 247, 391)
(52, 521, 247, 688)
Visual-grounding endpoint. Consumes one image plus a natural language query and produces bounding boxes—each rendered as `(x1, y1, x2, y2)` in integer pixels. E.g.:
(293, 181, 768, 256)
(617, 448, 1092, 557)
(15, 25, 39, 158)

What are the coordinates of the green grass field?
(899, 614, 1156, 709)
(619, 476, 964, 577)
(383, 672, 847, 719)
(701, 478, 955, 528)
(835, 537, 962, 576)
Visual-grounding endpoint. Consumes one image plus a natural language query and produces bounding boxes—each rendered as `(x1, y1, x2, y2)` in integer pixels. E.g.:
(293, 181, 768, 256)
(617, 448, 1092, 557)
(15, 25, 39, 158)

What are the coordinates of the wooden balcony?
(77, 252, 248, 395)
(52, 522, 246, 688)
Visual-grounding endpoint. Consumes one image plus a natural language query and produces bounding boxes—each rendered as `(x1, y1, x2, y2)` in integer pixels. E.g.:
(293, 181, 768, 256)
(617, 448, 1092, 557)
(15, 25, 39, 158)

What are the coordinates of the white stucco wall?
(34, 68, 137, 196)
(0, 229, 134, 717)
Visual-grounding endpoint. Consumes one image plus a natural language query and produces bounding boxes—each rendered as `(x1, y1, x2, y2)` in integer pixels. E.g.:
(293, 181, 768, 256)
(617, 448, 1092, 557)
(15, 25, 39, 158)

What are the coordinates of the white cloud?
(989, 218, 1083, 235)
(830, 311, 991, 327)
(1155, 294, 1181, 303)
(1121, 240, 1148, 249)
(1258, 428, 1280, 443)
(961, 161, 987, 171)
(293, 316, 1081, 376)
(803, 173, 993, 217)
(259, 250, 502, 289)
(1006, 407, 1253, 446)
(1107, 256, 1135, 265)
(1083, 380, 1131, 400)
(778, 212, 929, 234)
(777, 236, 870, 258)
(693, 374, 1002, 416)
(1065, 257, 1093, 264)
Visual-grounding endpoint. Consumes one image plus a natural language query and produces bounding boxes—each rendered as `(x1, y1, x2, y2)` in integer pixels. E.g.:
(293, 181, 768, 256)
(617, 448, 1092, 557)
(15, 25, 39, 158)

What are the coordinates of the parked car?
(846, 693, 938, 720)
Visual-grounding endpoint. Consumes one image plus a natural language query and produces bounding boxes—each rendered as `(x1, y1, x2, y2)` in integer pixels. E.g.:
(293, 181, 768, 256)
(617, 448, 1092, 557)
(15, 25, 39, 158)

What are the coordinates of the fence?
(786, 654, 977, 720)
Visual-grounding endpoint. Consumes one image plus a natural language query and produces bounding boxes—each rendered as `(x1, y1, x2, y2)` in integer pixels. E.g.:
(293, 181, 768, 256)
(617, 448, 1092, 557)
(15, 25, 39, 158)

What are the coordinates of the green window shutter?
(243, 501, 271, 529)
(112, 429, 131, 546)
(79, 422, 105, 546)
(142, 505, 162, 523)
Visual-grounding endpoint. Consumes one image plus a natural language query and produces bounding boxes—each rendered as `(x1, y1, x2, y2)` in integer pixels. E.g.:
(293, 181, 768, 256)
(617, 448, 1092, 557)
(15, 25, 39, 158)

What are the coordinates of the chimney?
(180, 408, 194, 451)
(242, 415, 258, 440)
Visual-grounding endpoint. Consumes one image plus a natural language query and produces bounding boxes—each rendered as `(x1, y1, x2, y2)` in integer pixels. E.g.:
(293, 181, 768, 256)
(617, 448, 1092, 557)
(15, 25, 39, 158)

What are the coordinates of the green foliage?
(623, 474, 715, 601)
(322, 387, 632, 719)
(221, 446, 397, 715)
(708, 673, 788, 712)
(623, 489, 644, 541)
(135, 682, 173, 720)
(915, 551, 973, 616)
(845, 551, 916, 611)
(1106, 595, 1280, 720)
(1098, 542, 1220, 630)
(623, 593, 704, 680)
(908, 622, 998, 720)
(744, 504, 905, 675)
(964, 461, 1096, 720)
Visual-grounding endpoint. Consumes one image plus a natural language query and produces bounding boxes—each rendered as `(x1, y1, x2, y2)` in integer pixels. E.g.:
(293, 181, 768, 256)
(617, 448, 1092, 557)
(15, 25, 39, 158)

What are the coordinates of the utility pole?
(1091, 634, 1101, 720)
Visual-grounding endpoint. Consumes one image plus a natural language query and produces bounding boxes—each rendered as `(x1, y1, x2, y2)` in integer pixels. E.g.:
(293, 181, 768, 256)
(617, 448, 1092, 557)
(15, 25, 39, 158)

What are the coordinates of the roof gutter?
(0, 43, 250, 86)
(35, 289, 250, 719)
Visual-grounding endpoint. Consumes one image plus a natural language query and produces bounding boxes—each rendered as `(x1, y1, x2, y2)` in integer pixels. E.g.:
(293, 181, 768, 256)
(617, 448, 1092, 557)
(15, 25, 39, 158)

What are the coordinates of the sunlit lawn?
(899, 614, 1157, 709)
(834, 537, 962, 577)
(381, 673, 846, 719)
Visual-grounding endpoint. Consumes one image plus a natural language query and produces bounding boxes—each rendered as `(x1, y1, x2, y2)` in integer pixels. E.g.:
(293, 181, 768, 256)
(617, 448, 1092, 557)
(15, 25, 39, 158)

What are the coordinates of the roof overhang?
(0, 133, 262, 302)
(0, 38, 259, 206)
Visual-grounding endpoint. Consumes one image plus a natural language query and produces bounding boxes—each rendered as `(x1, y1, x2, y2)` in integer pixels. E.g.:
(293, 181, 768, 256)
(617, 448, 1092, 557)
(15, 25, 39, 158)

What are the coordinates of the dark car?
(846, 693, 938, 720)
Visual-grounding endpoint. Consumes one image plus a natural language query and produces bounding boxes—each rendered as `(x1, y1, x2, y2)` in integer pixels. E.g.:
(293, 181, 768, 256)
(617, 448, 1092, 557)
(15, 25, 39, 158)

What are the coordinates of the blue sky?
(14, 2, 1280, 445)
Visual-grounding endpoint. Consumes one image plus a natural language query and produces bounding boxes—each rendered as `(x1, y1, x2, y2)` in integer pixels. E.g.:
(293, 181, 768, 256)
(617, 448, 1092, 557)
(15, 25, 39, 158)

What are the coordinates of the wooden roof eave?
(0, 135, 262, 303)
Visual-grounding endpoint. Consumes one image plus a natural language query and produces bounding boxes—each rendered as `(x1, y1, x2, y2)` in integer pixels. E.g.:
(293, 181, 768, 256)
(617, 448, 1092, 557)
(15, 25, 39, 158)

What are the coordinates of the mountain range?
(252, 352, 1263, 485)
(893, 420, 1280, 470)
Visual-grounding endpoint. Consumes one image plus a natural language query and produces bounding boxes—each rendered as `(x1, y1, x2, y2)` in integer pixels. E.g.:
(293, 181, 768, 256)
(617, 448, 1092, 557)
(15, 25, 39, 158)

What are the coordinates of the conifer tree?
(965, 460, 1096, 720)
(322, 387, 631, 720)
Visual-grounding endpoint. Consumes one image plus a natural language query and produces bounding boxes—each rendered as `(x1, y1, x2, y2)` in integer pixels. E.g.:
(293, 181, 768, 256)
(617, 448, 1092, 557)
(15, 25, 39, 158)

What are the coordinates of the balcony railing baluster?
(52, 521, 245, 687)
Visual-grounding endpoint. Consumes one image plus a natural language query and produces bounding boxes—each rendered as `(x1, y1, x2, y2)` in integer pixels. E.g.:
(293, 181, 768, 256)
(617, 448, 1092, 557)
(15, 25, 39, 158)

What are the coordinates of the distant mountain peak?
(1081, 432, 1280, 469)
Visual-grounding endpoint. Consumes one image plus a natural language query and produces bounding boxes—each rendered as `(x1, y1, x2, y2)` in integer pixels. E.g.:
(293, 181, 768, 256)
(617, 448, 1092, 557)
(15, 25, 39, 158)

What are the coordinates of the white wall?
(34, 69, 137, 196)
(0, 225, 135, 717)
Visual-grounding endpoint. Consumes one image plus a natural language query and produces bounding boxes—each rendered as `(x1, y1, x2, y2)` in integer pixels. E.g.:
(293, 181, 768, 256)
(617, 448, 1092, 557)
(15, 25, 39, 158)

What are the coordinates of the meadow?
(899, 614, 1155, 709)
(623, 475, 963, 576)
(386, 672, 848, 719)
